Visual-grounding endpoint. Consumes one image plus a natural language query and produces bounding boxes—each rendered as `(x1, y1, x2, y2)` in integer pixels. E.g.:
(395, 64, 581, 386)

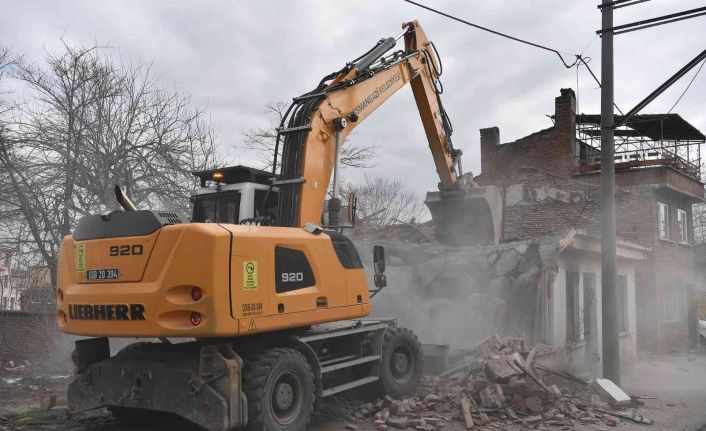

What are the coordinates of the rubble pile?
(351, 335, 651, 430)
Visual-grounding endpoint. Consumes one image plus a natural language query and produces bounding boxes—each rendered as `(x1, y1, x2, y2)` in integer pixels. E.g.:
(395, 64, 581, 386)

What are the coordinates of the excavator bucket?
(425, 185, 503, 247)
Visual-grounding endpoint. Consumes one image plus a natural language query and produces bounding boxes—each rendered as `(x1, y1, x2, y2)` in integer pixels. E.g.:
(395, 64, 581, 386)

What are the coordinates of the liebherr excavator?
(57, 21, 501, 431)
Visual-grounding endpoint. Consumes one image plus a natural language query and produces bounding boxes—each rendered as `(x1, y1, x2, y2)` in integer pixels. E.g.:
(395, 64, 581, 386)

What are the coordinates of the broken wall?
(354, 239, 558, 348)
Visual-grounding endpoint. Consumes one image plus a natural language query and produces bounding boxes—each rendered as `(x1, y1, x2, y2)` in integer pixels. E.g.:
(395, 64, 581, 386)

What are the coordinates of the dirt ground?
(1, 353, 705, 431)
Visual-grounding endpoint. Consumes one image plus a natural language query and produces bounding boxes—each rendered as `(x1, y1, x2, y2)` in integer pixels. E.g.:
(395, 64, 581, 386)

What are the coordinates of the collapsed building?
(476, 88, 704, 355)
(357, 229, 648, 375)
(357, 88, 704, 375)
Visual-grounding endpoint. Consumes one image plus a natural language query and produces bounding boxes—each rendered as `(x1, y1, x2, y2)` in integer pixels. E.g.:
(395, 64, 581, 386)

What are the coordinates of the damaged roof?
(576, 113, 706, 141)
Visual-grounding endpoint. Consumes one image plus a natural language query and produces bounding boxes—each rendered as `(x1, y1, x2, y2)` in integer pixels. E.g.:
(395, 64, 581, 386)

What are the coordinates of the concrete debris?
(470, 334, 503, 358)
(460, 395, 474, 429)
(483, 353, 523, 382)
(479, 384, 505, 409)
(590, 378, 632, 406)
(354, 336, 649, 430)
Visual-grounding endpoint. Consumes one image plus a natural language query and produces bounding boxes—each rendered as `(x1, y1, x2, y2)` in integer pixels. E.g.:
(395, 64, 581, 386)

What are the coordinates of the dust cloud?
(354, 238, 558, 349)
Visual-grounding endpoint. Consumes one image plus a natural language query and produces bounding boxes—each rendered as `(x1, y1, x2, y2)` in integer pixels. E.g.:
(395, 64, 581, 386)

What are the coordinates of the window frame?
(677, 208, 689, 244)
(657, 202, 669, 240)
(192, 191, 241, 224)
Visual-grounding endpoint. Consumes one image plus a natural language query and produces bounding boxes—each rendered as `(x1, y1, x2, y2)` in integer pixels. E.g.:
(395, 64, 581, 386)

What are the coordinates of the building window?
(658, 202, 669, 240)
(617, 275, 629, 332)
(677, 209, 689, 244)
(566, 271, 581, 343)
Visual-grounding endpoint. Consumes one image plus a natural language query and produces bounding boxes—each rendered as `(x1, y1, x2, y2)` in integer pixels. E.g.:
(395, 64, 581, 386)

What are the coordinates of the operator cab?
(191, 165, 278, 224)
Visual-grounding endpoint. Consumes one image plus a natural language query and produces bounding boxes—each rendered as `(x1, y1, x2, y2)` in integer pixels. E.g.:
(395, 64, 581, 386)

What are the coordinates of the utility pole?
(600, 0, 621, 384)
(595, 2, 706, 367)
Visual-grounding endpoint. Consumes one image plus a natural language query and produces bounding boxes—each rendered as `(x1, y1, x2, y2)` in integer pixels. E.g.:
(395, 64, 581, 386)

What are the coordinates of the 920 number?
(110, 245, 143, 256)
(281, 272, 304, 282)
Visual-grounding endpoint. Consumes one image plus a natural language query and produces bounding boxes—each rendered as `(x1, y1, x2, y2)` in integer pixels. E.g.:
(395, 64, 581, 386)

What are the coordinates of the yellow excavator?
(57, 21, 501, 431)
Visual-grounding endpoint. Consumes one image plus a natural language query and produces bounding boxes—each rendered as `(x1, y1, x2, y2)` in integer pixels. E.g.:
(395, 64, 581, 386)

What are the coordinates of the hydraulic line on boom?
(270, 21, 502, 245)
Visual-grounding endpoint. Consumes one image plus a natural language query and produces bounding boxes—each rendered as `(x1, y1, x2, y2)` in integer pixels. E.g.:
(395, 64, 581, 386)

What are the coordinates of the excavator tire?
(377, 326, 423, 398)
(243, 347, 315, 431)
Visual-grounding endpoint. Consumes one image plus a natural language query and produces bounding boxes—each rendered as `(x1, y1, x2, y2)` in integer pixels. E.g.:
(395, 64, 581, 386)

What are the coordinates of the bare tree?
(242, 100, 376, 171)
(0, 47, 13, 117)
(341, 176, 426, 226)
(0, 41, 222, 286)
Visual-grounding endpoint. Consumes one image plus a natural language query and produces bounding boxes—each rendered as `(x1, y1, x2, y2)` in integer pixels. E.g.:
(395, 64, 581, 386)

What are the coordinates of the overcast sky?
(2, 0, 705, 200)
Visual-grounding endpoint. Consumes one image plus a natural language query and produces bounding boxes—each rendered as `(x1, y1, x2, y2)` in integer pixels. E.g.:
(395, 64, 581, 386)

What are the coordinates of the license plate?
(86, 268, 119, 280)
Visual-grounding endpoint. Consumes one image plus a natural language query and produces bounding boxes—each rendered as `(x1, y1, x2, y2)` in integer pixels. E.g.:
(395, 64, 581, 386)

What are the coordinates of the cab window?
(193, 192, 241, 223)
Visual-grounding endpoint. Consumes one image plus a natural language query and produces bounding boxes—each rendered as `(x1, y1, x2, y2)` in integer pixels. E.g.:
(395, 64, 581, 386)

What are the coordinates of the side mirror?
(373, 245, 385, 274)
(347, 192, 357, 226)
(372, 245, 387, 291)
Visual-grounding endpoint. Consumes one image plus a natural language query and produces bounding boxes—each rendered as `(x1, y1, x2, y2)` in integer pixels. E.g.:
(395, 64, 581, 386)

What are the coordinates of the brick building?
(476, 88, 705, 354)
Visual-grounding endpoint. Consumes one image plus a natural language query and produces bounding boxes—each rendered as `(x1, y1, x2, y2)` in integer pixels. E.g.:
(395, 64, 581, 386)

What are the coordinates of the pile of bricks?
(350, 335, 650, 430)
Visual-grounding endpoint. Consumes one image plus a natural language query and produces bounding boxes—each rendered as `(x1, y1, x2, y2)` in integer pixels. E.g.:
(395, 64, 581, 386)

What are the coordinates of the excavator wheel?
(376, 326, 423, 398)
(243, 347, 315, 431)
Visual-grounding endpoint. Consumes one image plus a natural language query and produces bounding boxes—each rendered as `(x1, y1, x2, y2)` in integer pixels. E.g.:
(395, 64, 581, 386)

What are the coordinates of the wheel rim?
(270, 370, 303, 425)
(390, 345, 414, 383)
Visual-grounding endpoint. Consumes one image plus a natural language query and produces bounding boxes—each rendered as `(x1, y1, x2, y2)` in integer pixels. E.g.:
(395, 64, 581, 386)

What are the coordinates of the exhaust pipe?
(114, 185, 137, 211)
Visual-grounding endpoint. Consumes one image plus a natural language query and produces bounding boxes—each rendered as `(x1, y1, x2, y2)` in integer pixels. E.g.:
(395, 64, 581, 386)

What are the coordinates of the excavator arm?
(274, 20, 501, 245)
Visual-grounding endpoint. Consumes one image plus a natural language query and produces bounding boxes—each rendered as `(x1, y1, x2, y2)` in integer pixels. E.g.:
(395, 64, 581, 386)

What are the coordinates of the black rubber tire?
(243, 347, 315, 431)
(377, 326, 423, 398)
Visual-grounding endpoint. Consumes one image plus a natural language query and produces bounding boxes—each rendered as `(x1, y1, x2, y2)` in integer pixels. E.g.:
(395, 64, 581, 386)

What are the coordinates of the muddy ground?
(1, 354, 705, 431)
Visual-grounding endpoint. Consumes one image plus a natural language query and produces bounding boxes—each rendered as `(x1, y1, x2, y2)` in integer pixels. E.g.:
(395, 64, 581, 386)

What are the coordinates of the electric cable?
(576, 56, 625, 115)
(667, 57, 705, 114)
(401, 0, 580, 69)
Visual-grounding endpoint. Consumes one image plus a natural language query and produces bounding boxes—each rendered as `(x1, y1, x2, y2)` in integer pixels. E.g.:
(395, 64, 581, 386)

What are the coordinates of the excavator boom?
(273, 21, 501, 245)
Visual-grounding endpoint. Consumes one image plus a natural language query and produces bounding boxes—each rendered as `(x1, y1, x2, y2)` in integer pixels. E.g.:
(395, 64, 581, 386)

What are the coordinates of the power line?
(401, 0, 580, 68)
(597, 6, 706, 35)
(400, 0, 630, 115)
(577, 56, 625, 115)
(598, 0, 651, 10)
(617, 48, 706, 127)
(668, 58, 706, 114)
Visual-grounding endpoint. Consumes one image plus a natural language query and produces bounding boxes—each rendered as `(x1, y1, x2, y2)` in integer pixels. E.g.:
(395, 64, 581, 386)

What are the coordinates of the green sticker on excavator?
(75, 243, 87, 272)
(243, 261, 258, 290)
